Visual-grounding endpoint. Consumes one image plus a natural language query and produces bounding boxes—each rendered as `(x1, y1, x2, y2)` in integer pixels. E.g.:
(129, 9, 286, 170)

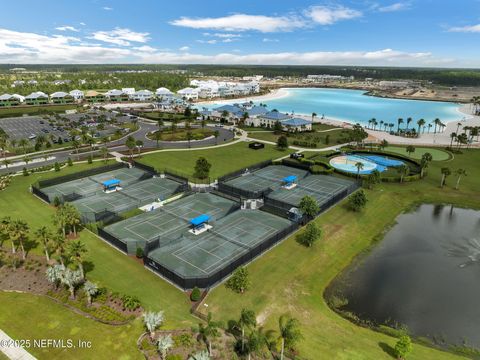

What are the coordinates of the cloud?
(377, 2, 411, 13)
(55, 26, 80, 32)
(263, 38, 279, 42)
(80, 22, 86, 26)
(448, 24, 480, 33)
(103, 6, 113, 11)
(89, 28, 150, 46)
(307, 5, 362, 25)
(203, 33, 242, 38)
(171, 14, 306, 32)
(179, 46, 190, 51)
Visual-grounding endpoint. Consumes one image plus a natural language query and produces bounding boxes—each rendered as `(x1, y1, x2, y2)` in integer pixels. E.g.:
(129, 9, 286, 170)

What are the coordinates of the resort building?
(50, 92, 74, 104)
(130, 89, 154, 102)
(24, 91, 49, 105)
(121, 88, 136, 95)
(69, 90, 84, 101)
(0, 94, 21, 107)
(177, 87, 199, 100)
(281, 118, 313, 132)
(105, 89, 129, 102)
(84, 90, 106, 103)
(155, 87, 174, 100)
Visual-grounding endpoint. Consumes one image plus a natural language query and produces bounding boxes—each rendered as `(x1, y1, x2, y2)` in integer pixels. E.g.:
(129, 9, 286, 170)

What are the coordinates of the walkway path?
(0, 329, 37, 360)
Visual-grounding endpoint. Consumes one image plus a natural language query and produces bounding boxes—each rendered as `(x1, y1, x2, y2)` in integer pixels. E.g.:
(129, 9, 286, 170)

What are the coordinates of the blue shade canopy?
(282, 175, 297, 184)
(190, 214, 210, 226)
(102, 179, 120, 187)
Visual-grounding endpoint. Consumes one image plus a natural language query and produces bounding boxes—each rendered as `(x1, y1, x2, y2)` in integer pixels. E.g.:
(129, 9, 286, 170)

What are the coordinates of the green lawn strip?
(0, 292, 143, 360)
(248, 129, 351, 148)
(0, 105, 80, 118)
(203, 150, 480, 359)
(137, 142, 292, 180)
(384, 146, 451, 161)
(146, 128, 214, 141)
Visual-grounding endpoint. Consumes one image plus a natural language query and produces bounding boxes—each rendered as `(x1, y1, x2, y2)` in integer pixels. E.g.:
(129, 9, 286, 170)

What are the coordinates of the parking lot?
(0, 116, 68, 142)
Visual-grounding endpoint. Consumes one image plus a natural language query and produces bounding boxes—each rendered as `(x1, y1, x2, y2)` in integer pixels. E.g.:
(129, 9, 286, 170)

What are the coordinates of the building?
(378, 81, 412, 89)
(0, 94, 21, 107)
(177, 87, 199, 100)
(281, 118, 312, 132)
(50, 92, 74, 104)
(24, 91, 49, 105)
(69, 90, 84, 101)
(254, 110, 290, 128)
(122, 88, 136, 95)
(84, 90, 106, 103)
(130, 89, 154, 102)
(11, 80, 25, 87)
(105, 89, 129, 102)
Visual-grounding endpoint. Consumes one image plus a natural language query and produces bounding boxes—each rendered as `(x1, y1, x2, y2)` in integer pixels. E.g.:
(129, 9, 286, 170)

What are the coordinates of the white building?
(122, 88, 136, 95)
(177, 87, 199, 100)
(130, 89, 153, 101)
(69, 89, 84, 101)
(155, 87, 174, 100)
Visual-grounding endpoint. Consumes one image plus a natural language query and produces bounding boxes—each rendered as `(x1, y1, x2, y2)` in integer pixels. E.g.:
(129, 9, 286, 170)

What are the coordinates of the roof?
(282, 175, 298, 183)
(0, 94, 14, 100)
(246, 106, 268, 116)
(261, 111, 290, 121)
(69, 89, 84, 94)
(106, 89, 125, 96)
(102, 179, 120, 187)
(25, 91, 48, 99)
(50, 91, 70, 98)
(281, 118, 312, 126)
(133, 90, 153, 96)
(156, 87, 172, 94)
(85, 90, 103, 97)
(190, 214, 210, 226)
(214, 104, 245, 117)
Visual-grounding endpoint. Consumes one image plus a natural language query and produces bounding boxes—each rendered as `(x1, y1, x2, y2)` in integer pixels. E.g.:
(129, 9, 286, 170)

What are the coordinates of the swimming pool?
(329, 154, 404, 174)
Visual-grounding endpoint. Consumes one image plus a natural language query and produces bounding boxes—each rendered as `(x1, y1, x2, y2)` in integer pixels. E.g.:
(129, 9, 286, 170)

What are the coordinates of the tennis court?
(42, 167, 147, 202)
(72, 177, 185, 222)
(267, 173, 355, 207)
(102, 192, 238, 253)
(223, 165, 309, 193)
(146, 206, 293, 279)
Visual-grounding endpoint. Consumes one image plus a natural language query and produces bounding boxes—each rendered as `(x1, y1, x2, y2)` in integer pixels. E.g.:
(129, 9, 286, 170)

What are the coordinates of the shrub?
(53, 196, 61, 207)
(135, 247, 144, 258)
(226, 267, 250, 293)
(54, 162, 61, 172)
(121, 294, 141, 310)
(22, 167, 29, 176)
(67, 157, 73, 166)
(87, 155, 93, 164)
(166, 355, 182, 360)
(190, 286, 201, 301)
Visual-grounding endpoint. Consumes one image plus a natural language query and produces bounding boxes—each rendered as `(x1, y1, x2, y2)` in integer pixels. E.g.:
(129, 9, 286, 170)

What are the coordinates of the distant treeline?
(1, 64, 480, 86)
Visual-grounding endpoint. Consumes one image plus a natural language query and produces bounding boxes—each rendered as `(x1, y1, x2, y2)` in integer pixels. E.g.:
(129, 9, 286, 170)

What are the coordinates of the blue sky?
(1, 0, 480, 67)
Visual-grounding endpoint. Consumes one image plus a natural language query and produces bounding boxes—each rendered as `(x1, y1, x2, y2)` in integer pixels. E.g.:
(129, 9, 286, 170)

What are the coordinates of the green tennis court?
(223, 165, 309, 192)
(267, 174, 354, 207)
(41, 167, 147, 202)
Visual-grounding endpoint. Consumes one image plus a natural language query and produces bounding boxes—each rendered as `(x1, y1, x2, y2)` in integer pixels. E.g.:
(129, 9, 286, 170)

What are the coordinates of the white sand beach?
(195, 88, 291, 106)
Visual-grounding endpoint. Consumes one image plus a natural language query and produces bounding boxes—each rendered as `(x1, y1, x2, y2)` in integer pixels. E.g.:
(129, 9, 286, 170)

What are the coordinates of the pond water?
(332, 204, 480, 348)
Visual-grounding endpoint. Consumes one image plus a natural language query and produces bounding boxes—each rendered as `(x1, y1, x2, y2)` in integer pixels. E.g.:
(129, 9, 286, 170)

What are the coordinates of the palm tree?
(433, 118, 441, 134)
(427, 123, 433, 133)
(440, 167, 451, 187)
(35, 226, 53, 261)
(450, 132, 457, 148)
(154, 130, 162, 148)
(420, 152, 432, 178)
(135, 140, 143, 155)
(100, 147, 109, 163)
(0, 217, 12, 252)
(67, 240, 88, 279)
(195, 312, 221, 355)
(23, 155, 32, 165)
(143, 311, 164, 339)
(213, 130, 219, 145)
(188, 350, 210, 360)
(406, 145, 415, 157)
(60, 268, 82, 299)
(238, 309, 256, 353)
(397, 118, 404, 133)
(246, 326, 275, 360)
(355, 162, 364, 178)
(454, 168, 467, 190)
(52, 234, 66, 266)
(125, 135, 136, 159)
(9, 219, 29, 259)
(186, 131, 193, 148)
(46, 264, 64, 289)
(311, 112, 317, 122)
(417, 119, 425, 136)
(18, 138, 29, 154)
(397, 164, 409, 183)
(456, 122, 462, 134)
(277, 315, 302, 360)
(406, 117, 412, 131)
(64, 203, 81, 237)
(83, 281, 98, 305)
(157, 334, 173, 359)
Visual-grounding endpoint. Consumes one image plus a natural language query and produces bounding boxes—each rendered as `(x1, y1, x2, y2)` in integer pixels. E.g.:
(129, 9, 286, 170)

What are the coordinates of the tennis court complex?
(223, 165, 309, 193)
(267, 174, 355, 207)
(72, 177, 184, 222)
(41, 167, 147, 202)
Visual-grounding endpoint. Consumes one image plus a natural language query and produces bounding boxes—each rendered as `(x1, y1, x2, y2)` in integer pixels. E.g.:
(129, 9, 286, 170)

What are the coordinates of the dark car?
(290, 153, 305, 159)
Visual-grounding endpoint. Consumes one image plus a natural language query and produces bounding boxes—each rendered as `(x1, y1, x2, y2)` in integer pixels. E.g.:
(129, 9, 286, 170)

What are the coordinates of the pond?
(330, 204, 480, 348)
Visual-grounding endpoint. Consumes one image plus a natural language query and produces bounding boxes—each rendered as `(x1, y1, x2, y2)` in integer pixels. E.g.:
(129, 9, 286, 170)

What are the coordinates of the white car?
(28, 134, 37, 140)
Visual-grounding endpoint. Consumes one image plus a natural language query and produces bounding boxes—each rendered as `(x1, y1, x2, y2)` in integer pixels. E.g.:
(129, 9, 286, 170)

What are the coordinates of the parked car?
(290, 153, 305, 160)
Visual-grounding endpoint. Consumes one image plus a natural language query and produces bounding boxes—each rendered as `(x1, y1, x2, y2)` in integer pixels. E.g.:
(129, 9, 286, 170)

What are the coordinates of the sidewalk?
(0, 329, 36, 360)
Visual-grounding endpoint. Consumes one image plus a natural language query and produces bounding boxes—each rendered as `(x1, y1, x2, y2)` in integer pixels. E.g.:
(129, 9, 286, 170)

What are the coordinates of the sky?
(1, 0, 480, 67)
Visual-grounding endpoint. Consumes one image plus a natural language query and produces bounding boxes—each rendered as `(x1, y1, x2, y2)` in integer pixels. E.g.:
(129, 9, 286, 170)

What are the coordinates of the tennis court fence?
(217, 182, 273, 200)
(132, 161, 158, 176)
(281, 158, 313, 171)
(218, 159, 272, 183)
(144, 221, 299, 289)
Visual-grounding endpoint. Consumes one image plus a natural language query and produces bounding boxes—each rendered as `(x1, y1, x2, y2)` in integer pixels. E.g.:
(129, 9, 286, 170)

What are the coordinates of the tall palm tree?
(417, 119, 425, 136)
(454, 168, 467, 190)
(397, 164, 409, 183)
(186, 131, 193, 148)
(18, 138, 29, 154)
(154, 130, 162, 148)
(188, 350, 210, 360)
(238, 309, 256, 353)
(67, 240, 88, 279)
(195, 312, 221, 355)
(433, 118, 441, 134)
(35, 226, 53, 261)
(450, 132, 457, 148)
(355, 162, 364, 178)
(52, 234, 66, 266)
(397, 118, 404, 133)
(311, 112, 317, 122)
(143, 311, 165, 340)
(406, 145, 415, 157)
(83, 281, 98, 305)
(60, 268, 82, 299)
(9, 219, 29, 259)
(157, 334, 173, 359)
(277, 315, 302, 360)
(213, 130, 219, 145)
(456, 122, 462, 134)
(406, 117, 412, 131)
(0, 217, 12, 251)
(440, 167, 451, 187)
(100, 146, 109, 163)
(420, 152, 432, 178)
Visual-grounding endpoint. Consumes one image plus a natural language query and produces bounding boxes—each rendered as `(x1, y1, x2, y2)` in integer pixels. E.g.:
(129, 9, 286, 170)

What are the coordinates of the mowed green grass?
(247, 128, 351, 148)
(202, 149, 480, 360)
(138, 142, 292, 179)
(0, 104, 79, 118)
(0, 292, 143, 360)
(384, 146, 451, 161)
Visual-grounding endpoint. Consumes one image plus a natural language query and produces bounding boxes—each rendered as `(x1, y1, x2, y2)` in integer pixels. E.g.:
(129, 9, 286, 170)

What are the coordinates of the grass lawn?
(201, 149, 480, 360)
(0, 105, 80, 118)
(138, 142, 292, 180)
(0, 292, 143, 360)
(0, 163, 193, 327)
(383, 146, 451, 161)
(248, 128, 352, 148)
(146, 128, 214, 141)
